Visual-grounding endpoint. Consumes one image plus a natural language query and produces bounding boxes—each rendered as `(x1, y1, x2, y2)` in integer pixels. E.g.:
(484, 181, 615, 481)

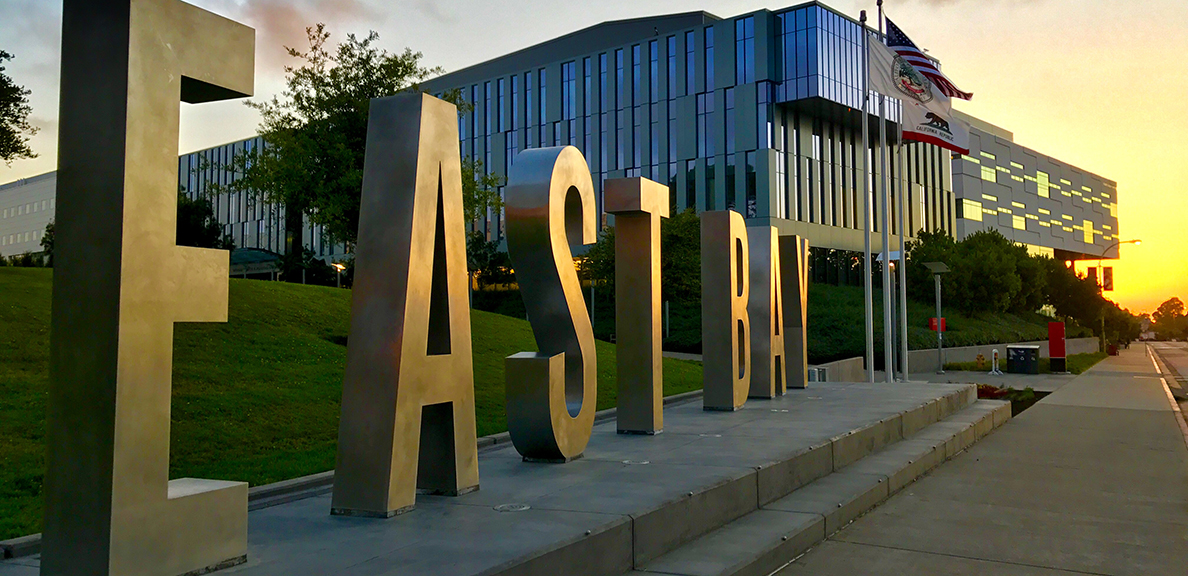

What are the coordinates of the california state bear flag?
(868, 39, 969, 154)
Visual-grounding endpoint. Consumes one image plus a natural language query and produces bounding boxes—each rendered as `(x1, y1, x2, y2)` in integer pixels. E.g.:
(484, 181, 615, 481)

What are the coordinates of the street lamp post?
(924, 262, 949, 374)
(331, 262, 346, 289)
(1094, 239, 1140, 350)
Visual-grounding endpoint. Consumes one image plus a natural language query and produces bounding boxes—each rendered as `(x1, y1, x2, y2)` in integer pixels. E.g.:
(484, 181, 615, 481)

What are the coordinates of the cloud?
(415, 0, 458, 24)
(229, 0, 385, 72)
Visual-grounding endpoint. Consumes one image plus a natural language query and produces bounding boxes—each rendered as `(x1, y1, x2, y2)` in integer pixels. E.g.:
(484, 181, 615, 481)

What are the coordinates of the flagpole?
(877, 3, 893, 385)
(898, 141, 909, 381)
(860, 10, 874, 384)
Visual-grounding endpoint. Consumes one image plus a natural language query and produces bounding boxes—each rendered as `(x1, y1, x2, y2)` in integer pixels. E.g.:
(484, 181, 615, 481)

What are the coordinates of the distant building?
(2, 0, 1117, 274)
(0, 172, 55, 257)
(0, 137, 350, 262)
(952, 111, 1119, 261)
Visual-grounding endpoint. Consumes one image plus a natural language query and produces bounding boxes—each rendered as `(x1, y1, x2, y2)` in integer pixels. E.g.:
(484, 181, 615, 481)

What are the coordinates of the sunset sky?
(1, 0, 1183, 314)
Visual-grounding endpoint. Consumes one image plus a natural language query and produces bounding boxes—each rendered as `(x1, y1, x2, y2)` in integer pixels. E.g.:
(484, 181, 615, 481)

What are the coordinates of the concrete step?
(628, 399, 1011, 576)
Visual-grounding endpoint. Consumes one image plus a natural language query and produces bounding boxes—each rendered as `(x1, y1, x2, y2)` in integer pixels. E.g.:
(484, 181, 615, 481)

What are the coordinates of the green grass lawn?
(477, 282, 1091, 366)
(945, 351, 1108, 375)
(0, 267, 702, 541)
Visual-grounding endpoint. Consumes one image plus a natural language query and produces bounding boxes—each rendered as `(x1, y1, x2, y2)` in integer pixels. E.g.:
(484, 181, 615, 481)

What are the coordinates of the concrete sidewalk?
(778, 345, 1188, 575)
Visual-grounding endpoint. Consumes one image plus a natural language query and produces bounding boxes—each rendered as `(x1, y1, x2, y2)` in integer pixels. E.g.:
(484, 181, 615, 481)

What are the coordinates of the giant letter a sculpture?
(332, 93, 480, 517)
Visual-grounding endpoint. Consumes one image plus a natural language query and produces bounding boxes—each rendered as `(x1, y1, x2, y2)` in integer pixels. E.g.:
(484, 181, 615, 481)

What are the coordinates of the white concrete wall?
(908, 337, 1099, 373)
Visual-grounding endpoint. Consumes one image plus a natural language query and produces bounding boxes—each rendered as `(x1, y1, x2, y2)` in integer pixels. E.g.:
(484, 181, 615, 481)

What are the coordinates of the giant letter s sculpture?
(45, 1, 253, 574)
(702, 210, 750, 411)
(504, 147, 598, 462)
(331, 93, 480, 518)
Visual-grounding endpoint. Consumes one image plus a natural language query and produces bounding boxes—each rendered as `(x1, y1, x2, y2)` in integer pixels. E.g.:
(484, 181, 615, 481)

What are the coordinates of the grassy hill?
(0, 268, 702, 541)
(479, 283, 1087, 366)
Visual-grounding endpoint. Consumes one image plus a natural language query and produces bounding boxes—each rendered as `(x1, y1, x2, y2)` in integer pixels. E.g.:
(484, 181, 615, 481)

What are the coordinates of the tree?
(220, 24, 465, 256)
(0, 50, 37, 165)
(578, 208, 701, 304)
(177, 193, 236, 250)
(40, 220, 53, 266)
(1152, 297, 1186, 340)
(466, 231, 512, 288)
(462, 157, 504, 226)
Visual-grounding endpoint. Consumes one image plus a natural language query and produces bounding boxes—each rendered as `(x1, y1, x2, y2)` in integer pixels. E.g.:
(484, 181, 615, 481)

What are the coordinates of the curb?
(1147, 345, 1188, 452)
(1, 389, 707, 561)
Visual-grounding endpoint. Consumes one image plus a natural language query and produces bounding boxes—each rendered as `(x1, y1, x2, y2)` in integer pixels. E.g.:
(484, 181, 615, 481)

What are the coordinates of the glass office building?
(952, 112, 1120, 261)
(421, 1, 955, 255)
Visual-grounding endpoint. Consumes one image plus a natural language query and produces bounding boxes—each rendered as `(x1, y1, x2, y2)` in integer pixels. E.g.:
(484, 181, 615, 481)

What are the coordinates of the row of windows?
(959, 197, 1109, 244)
(0, 230, 41, 247)
(0, 199, 52, 219)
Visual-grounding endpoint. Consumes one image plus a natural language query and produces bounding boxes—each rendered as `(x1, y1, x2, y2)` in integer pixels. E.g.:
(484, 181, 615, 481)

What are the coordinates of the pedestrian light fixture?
(923, 262, 949, 374)
(332, 262, 347, 288)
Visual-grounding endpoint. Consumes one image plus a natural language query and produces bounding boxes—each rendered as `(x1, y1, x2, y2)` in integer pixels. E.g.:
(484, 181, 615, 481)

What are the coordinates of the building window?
(497, 78, 506, 132)
(561, 61, 576, 121)
(512, 74, 520, 129)
(735, 16, 754, 85)
(649, 40, 659, 104)
(539, 68, 548, 145)
(667, 35, 677, 98)
(1012, 215, 1025, 230)
(980, 165, 996, 182)
(745, 151, 757, 217)
(1037, 170, 1050, 198)
(696, 93, 714, 158)
(685, 31, 695, 95)
(686, 159, 697, 209)
(722, 87, 731, 154)
(704, 27, 715, 93)
(726, 155, 736, 210)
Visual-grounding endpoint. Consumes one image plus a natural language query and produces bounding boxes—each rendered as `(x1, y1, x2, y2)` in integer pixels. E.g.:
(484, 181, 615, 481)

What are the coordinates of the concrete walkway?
(778, 345, 1188, 575)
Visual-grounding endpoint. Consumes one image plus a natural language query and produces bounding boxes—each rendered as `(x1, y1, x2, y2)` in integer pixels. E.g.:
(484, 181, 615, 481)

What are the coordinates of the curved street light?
(1095, 238, 1141, 350)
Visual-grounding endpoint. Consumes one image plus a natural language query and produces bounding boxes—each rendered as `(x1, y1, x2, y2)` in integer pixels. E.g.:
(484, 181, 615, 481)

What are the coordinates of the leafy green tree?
(177, 193, 235, 250)
(220, 24, 464, 255)
(578, 208, 701, 304)
(466, 231, 512, 288)
(0, 50, 37, 165)
(462, 157, 504, 226)
(39, 220, 53, 266)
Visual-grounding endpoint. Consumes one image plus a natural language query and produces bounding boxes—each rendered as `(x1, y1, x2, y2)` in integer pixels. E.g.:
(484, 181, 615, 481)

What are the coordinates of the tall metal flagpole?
(898, 142, 909, 380)
(877, 0, 893, 384)
(860, 10, 874, 384)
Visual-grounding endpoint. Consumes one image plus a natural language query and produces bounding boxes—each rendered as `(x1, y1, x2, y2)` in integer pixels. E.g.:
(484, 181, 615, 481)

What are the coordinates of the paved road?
(778, 345, 1188, 575)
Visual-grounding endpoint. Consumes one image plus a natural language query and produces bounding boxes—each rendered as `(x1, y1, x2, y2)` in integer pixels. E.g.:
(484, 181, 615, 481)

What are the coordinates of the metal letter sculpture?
(779, 236, 811, 389)
(702, 211, 751, 411)
(331, 93, 479, 517)
(504, 147, 598, 461)
(605, 177, 670, 434)
(45, 1, 253, 574)
(747, 226, 786, 398)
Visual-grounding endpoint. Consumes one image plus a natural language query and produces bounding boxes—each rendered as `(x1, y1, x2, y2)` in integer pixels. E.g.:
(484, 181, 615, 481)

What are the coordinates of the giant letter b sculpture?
(505, 147, 599, 462)
(332, 93, 480, 517)
(702, 210, 751, 411)
(44, 1, 253, 574)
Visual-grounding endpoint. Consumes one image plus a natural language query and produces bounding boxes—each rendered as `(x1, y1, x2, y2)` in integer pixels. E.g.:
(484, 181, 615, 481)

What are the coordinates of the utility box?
(1007, 345, 1040, 375)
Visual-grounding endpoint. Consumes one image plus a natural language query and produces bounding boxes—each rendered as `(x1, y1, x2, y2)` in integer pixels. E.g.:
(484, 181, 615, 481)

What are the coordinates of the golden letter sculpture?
(701, 210, 751, 411)
(747, 226, 786, 398)
(44, 1, 253, 574)
(605, 177, 670, 434)
(504, 146, 598, 461)
(780, 236, 811, 389)
(331, 93, 479, 517)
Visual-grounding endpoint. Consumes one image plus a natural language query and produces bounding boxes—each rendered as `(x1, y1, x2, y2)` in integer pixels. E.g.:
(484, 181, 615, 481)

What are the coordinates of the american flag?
(885, 18, 972, 100)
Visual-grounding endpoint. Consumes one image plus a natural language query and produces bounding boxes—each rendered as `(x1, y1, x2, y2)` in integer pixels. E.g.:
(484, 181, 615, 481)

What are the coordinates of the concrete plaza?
(779, 344, 1188, 575)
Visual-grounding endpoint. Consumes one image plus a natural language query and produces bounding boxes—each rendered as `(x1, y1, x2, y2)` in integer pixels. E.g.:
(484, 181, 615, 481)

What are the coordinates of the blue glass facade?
(423, 2, 950, 253)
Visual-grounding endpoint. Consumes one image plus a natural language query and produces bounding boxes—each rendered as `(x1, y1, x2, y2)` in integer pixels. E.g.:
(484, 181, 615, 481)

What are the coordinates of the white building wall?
(0, 172, 56, 257)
